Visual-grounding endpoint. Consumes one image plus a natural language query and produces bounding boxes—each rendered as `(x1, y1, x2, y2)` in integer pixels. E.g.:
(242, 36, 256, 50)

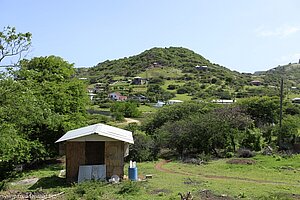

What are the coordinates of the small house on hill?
(132, 77, 147, 85)
(292, 98, 300, 104)
(109, 92, 128, 101)
(55, 123, 134, 182)
(250, 80, 262, 86)
(167, 100, 183, 105)
(211, 99, 235, 104)
(195, 65, 208, 71)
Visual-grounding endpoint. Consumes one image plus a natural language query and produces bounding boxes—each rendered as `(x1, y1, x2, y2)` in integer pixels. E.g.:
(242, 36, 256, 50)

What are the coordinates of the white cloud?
(276, 53, 300, 64)
(255, 25, 300, 38)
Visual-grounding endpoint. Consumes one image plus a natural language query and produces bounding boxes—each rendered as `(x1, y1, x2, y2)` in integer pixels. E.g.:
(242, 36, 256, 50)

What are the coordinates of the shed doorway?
(85, 141, 105, 165)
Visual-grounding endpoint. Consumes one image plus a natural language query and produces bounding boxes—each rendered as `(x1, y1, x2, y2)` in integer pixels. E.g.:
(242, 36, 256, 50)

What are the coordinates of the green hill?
(78, 47, 287, 101)
(256, 63, 300, 88)
(77, 47, 246, 84)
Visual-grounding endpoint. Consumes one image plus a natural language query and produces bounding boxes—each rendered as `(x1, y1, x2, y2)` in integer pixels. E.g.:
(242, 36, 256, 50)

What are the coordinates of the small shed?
(55, 123, 134, 182)
(250, 80, 262, 86)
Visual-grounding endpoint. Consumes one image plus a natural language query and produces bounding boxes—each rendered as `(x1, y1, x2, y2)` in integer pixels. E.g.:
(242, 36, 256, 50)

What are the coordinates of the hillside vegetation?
(77, 47, 261, 101)
(77, 47, 246, 84)
(256, 63, 300, 88)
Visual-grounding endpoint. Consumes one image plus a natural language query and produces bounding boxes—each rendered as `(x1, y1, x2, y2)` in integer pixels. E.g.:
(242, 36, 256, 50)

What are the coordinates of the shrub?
(167, 84, 177, 90)
(0, 181, 8, 191)
(127, 132, 156, 162)
(118, 181, 140, 195)
(237, 148, 255, 158)
(226, 152, 235, 158)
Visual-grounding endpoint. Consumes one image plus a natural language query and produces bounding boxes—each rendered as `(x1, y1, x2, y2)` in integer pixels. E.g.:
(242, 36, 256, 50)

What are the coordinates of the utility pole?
(279, 77, 284, 128)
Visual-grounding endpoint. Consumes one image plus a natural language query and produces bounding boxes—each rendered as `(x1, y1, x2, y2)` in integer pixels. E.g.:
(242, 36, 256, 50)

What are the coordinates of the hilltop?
(76, 47, 244, 83)
(255, 63, 300, 88)
(76, 47, 300, 101)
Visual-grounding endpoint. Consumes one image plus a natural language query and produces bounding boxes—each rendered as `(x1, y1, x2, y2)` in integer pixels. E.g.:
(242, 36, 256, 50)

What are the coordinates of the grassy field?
(161, 80, 185, 90)
(172, 93, 193, 101)
(138, 67, 184, 79)
(2, 154, 300, 199)
(138, 104, 157, 113)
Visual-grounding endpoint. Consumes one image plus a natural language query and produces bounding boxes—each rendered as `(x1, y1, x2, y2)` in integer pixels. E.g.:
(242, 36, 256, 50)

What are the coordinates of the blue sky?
(1, 0, 300, 72)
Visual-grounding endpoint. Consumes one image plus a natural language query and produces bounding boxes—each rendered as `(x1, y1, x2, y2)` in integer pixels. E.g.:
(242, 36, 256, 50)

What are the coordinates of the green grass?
(172, 93, 193, 101)
(2, 155, 300, 199)
(138, 67, 183, 79)
(161, 80, 185, 90)
(138, 104, 157, 113)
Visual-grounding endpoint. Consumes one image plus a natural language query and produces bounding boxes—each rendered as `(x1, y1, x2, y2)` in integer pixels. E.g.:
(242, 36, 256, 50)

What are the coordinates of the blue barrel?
(128, 167, 138, 181)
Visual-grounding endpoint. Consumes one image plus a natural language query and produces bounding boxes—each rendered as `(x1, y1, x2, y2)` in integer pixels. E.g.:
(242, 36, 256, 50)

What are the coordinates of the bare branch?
(0, 26, 32, 64)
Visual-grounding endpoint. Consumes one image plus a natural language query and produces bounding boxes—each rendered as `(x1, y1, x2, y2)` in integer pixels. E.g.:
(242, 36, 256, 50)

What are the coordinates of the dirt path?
(155, 160, 300, 186)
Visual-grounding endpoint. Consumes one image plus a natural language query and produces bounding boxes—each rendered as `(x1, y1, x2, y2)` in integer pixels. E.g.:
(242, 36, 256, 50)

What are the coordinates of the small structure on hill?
(292, 97, 300, 104)
(130, 95, 149, 102)
(195, 65, 208, 71)
(132, 77, 147, 85)
(250, 80, 262, 86)
(167, 99, 183, 105)
(88, 93, 97, 101)
(154, 100, 165, 107)
(291, 86, 297, 90)
(94, 83, 106, 93)
(109, 92, 128, 101)
(211, 99, 235, 104)
(55, 123, 134, 182)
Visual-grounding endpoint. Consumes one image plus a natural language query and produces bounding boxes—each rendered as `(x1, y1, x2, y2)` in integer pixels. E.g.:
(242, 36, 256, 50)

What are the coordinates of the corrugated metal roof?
(55, 123, 134, 144)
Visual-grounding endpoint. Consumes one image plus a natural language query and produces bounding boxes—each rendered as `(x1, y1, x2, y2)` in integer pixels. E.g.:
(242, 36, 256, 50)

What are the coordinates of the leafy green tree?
(1, 56, 89, 155)
(126, 132, 156, 162)
(238, 96, 280, 127)
(110, 102, 141, 119)
(0, 26, 32, 64)
(0, 123, 46, 180)
(156, 106, 253, 156)
(276, 115, 300, 148)
(142, 102, 217, 134)
(146, 84, 175, 102)
(17, 56, 75, 82)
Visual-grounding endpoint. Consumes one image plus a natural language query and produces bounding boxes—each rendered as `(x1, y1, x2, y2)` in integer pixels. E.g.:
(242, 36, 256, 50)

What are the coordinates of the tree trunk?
(230, 136, 236, 152)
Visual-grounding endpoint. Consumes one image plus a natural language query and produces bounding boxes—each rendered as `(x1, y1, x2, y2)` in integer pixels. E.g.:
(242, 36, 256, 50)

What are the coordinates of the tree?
(213, 106, 253, 151)
(110, 102, 141, 119)
(146, 84, 175, 102)
(238, 96, 280, 127)
(142, 102, 217, 134)
(17, 56, 75, 82)
(0, 26, 32, 64)
(156, 105, 253, 156)
(276, 115, 300, 148)
(2, 56, 89, 154)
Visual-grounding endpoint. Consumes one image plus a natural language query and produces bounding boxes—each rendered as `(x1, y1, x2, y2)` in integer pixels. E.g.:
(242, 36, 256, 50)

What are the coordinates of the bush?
(0, 124, 47, 180)
(127, 132, 157, 162)
(118, 181, 140, 195)
(68, 180, 106, 200)
(226, 152, 235, 158)
(110, 102, 141, 119)
(167, 85, 177, 90)
(197, 152, 211, 162)
(237, 148, 255, 158)
(0, 181, 8, 191)
(99, 103, 111, 109)
(241, 128, 264, 151)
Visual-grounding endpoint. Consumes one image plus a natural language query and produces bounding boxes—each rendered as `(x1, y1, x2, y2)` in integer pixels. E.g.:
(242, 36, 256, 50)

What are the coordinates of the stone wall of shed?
(105, 141, 125, 178)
